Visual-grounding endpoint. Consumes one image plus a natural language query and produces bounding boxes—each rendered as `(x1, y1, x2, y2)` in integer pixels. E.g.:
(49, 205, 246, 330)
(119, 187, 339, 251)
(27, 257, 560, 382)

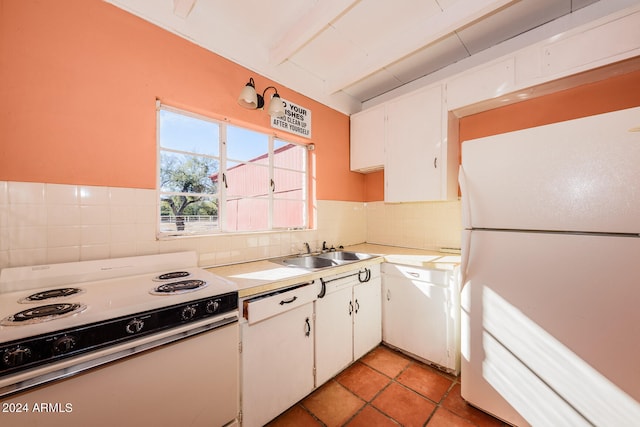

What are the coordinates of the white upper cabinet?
(385, 84, 458, 203)
(350, 104, 385, 172)
(350, 83, 459, 202)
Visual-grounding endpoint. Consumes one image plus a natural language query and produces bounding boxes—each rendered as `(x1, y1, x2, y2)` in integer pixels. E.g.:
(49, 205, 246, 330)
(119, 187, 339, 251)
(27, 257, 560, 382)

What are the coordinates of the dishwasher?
(381, 263, 459, 373)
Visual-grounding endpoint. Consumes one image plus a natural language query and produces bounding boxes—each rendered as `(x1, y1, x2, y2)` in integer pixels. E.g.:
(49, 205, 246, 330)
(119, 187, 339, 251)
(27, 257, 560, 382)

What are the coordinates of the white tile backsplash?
(46, 183, 78, 204)
(8, 182, 45, 205)
(365, 200, 462, 251)
(0, 181, 7, 205)
(80, 186, 110, 205)
(80, 205, 110, 225)
(0, 181, 462, 270)
(47, 204, 81, 226)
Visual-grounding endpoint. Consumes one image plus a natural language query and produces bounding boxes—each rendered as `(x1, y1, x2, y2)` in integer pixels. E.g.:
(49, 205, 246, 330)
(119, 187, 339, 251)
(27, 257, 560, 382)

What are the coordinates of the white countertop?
(207, 244, 460, 298)
(347, 244, 460, 269)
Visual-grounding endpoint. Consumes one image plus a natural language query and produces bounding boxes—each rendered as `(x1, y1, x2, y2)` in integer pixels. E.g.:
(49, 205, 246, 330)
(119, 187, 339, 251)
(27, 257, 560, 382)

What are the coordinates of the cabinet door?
(385, 85, 443, 202)
(350, 104, 385, 172)
(315, 286, 353, 386)
(353, 277, 382, 360)
(382, 271, 450, 368)
(241, 302, 314, 427)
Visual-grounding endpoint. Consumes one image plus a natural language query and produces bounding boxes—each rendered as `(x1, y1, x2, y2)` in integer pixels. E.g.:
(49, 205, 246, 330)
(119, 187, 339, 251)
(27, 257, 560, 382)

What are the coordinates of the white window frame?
(157, 103, 309, 237)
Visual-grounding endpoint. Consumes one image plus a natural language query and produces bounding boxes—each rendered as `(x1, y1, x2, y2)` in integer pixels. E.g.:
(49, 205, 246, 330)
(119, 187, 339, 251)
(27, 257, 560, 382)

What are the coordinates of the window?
(158, 105, 308, 236)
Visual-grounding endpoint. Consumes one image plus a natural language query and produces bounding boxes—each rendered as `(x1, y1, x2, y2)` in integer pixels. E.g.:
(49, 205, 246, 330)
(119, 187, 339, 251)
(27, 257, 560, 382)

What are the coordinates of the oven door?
(1, 321, 239, 426)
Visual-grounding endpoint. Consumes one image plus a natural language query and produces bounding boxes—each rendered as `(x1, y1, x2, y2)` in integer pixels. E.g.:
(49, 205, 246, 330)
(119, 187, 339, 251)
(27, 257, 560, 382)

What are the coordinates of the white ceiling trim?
(324, 0, 517, 94)
(269, 0, 359, 66)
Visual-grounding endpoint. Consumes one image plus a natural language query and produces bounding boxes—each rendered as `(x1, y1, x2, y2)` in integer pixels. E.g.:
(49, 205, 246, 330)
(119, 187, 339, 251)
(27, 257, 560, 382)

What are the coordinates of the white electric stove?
(0, 252, 239, 426)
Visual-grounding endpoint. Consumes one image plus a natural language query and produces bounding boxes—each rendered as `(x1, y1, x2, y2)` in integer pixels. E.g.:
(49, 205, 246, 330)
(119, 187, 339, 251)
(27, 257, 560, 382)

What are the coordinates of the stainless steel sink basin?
(316, 251, 374, 262)
(271, 255, 337, 269)
(269, 251, 375, 270)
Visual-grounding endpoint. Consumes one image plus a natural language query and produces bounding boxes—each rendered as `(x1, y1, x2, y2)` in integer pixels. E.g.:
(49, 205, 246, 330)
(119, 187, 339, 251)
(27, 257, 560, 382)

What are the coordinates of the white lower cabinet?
(353, 271, 382, 360)
(240, 284, 316, 427)
(240, 264, 383, 426)
(381, 263, 459, 374)
(315, 265, 381, 386)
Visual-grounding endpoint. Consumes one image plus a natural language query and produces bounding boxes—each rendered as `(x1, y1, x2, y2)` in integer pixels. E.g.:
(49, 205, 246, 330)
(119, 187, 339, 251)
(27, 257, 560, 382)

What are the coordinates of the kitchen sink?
(270, 251, 375, 270)
(271, 255, 337, 269)
(316, 251, 374, 262)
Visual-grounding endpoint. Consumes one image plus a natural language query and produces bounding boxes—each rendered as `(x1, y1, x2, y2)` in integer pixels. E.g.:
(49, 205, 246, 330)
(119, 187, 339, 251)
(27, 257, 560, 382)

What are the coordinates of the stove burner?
(2, 303, 87, 326)
(153, 271, 192, 282)
(19, 287, 85, 303)
(150, 279, 208, 295)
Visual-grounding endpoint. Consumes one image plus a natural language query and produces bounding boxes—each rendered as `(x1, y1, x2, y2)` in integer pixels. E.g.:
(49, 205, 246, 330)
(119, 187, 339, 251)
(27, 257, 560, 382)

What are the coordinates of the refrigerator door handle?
(458, 166, 472, 230)
(460, 230, 471, 290)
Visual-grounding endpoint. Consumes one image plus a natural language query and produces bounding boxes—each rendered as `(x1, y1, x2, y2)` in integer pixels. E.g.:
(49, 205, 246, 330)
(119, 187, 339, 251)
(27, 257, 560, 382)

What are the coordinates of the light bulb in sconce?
(268, 93, 285, 118)
(238, 77, 286, 118)
(237, 78, 259, 109)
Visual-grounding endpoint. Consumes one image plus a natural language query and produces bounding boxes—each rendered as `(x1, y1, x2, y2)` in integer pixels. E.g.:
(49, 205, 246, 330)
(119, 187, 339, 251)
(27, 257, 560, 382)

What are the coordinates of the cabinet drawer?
(243, 282, 317, 324)
(319, 264, 381, 296)
(382, 263, 449, 286)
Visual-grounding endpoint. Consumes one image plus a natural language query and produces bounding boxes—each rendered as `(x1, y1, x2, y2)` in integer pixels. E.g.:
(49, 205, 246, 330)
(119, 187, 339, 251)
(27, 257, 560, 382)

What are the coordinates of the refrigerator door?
(461, 230, 640, 426)
(459, 106, 640, 233)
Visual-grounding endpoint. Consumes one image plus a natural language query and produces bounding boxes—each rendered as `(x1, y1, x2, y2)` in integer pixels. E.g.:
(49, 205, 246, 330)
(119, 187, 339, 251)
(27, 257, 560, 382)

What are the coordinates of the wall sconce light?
(237, 77, 286, 118)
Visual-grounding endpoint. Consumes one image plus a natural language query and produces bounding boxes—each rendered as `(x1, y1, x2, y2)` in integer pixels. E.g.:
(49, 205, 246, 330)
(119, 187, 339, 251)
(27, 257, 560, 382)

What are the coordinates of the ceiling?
(105, 0, 611, 114)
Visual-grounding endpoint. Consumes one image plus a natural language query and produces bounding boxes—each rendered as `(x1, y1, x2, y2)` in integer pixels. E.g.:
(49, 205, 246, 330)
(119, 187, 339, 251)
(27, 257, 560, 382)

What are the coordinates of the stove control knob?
(3, 346, 33, 368)
(181, 305, 197, 321)
(206, 299, 220, 314)
(125, 318, 145, 334)
(53, 335, 77, 355)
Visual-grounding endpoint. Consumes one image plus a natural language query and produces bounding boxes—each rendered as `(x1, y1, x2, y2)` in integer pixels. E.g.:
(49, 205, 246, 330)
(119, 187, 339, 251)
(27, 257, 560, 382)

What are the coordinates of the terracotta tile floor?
(267, 345, 510, 427)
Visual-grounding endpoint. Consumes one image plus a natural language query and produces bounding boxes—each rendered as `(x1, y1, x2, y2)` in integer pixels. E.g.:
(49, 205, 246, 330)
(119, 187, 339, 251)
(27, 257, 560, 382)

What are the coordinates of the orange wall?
(364, 171, 384, 202)
(0, 0, 365, 202)
(363, 65, 640, 202)
(459, 67, 640, 142)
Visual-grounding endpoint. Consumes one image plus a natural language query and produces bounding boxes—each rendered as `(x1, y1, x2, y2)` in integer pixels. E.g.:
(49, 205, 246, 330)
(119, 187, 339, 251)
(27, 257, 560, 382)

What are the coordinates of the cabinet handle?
(386, 289, 391, 301)
(355, 299, 360, 314)
(408, 271, 420, 278)
(318, 279, 326, 298)
(358, 268, 371, 283)
(433, 157, 438, 168)
(348, 301, 353, 316)
(304, 317, 311, 337)
(279, 296, 298, 305)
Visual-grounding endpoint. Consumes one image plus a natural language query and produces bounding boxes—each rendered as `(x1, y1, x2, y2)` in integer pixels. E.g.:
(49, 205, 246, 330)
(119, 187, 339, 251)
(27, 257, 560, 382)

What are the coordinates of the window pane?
(274, 140, 306, 170)
(157, 106, 308, 236)
(273, 169, 305, 200)
(227, 126, 268, 162)
(160, 152, 219, 194)
(226, 197, 269, 231)
(159, 110, 219, 156)
(273, 200, 306, 229)
(160, 196, 219, 233)
(225, 161, 269, 198)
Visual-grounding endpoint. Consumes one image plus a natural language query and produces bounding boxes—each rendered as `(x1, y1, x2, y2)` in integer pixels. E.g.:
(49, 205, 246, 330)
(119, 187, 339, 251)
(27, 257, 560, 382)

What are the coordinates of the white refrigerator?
(458, 106, 640, 427)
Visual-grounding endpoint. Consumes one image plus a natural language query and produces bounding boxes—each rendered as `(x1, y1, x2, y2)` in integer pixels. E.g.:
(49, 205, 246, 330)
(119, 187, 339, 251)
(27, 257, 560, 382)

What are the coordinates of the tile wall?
(0, 181, 367, 270)
(365, 200, 462, 251)
(0, 181, 461, 270)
